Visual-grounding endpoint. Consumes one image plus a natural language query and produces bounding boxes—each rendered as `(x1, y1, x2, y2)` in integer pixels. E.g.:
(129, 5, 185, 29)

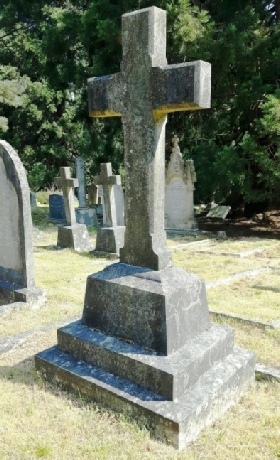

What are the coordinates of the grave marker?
(48, 194, 66, 223)
(55, 167, 92, 252)
(93, 163, 125, 254)
(36, 6, 255, 450)
(165, 135, 198, 233)
(0, 140, 44, 306)
(74, 157, 98, 226)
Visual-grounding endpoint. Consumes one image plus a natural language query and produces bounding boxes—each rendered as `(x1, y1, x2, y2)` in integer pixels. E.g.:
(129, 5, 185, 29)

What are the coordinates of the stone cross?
(94, 163, 121, 227)
(88, 6, 211, 270)
(75, 156, 87, 208)
(55, 167, 79, 226)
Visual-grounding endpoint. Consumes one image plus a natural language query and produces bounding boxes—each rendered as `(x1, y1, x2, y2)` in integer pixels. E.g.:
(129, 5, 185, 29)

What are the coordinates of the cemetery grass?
(0, 333, 279, 460)
(0, 217, 279, 458)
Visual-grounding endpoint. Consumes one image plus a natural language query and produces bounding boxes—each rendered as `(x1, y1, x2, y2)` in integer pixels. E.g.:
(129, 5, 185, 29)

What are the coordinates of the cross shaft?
(88, 7, 211, 270)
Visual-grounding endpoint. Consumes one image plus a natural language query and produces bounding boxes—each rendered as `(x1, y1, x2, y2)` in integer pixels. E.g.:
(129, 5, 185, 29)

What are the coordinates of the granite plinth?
(95, 226, 125, 256)
(35, 344, 255, 450)
(82, 263, 210, 355)
(57, 224, 93, 252)
(0, 279, 45, 306)
(58, 320, 234, 400)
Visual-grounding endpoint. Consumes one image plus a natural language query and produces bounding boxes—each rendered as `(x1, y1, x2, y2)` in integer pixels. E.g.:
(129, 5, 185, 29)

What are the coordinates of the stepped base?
(35, 343, 255, 450)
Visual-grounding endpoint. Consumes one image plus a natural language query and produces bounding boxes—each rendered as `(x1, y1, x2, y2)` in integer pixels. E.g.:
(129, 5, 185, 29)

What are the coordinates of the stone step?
(35, 345, 255, 450)
(57, 321, 234, 400)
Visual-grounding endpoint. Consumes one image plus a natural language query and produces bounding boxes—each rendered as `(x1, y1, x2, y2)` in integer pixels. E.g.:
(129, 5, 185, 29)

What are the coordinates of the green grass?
(207, 271, 280, 322)
(1, 223, 280, 458)
(0, 340, 279, 460)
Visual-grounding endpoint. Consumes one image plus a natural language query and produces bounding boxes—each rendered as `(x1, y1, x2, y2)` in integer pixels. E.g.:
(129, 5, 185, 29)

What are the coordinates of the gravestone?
(88, 183, 98, 206)
(207, 204, 231, 219)
(30, 191, 37, 208)
(75, 156, 98, 226)
(165, 135, 198, 233)
(36, 7, 255, 450)
(55, 167, 92, 252)
(0, 140, 45, 308)
(48, 194, 66, 223)
(94, 163, 125, 255)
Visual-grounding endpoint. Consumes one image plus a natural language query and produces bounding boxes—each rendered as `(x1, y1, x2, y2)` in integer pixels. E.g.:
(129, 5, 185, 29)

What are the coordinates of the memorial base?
(95, 226, 125, 256)
(36, 263, 255, 449)
(57, 224, 93, 252)
(0, 280, 46, 315)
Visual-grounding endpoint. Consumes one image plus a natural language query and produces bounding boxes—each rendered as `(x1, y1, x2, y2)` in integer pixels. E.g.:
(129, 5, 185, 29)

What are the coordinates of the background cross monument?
(55, 166, 92, 252)
(93, 162, 125, 255)
(55, 167, 78, 226)
(94, 163, 122, 227)
(88, 6, 211, 270)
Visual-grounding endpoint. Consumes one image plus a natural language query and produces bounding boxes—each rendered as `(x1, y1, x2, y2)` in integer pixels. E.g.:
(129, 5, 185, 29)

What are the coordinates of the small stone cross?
(88, 6, 211, 270)
(55, 167, 79, 226)
(94, 163, 121, 227)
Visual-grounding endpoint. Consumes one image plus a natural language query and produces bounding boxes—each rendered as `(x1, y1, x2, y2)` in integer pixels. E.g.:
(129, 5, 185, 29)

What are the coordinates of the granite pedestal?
(95, 226, 125, 256)
(36, 263, 255, 449)
(57, 224, 93, 252)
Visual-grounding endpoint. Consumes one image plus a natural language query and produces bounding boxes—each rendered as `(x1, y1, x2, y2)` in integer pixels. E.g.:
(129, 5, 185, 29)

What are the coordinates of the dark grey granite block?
(35, 345, 255, 450)
(95, 226, 125, 255)
(82, 263, 210, 355)
(57, 224, 93, 252)
(58, 320, 234, 400)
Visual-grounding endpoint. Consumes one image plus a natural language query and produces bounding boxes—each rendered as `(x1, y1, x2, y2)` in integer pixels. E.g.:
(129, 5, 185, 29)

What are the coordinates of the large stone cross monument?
(36, 6, 255, 450)
(88, 6, 210, 270)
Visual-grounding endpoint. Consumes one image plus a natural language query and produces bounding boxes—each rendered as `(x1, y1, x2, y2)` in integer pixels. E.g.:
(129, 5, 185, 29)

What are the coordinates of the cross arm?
(94, 175, 121, 186)
(67, 178, 79, 188)
(152, 60, 211, 120)
(88, 73, 123, 117)
(54, 177, 78, 188)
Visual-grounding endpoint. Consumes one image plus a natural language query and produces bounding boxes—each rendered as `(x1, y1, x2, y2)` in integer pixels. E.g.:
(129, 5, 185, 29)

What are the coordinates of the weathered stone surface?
(55, 167, 79, 226)
(57, 224, 93, 252)
(206, 205, 231, 219)
(95, 227, 125, 255)
(88, 7, 211, 271)
(55, 167, 92, 252)
(94, 163, 125, 255)
(35, 6, 255, 450)
(82, 263, 210, 355)
(58, 320, 234, 400)
(0, 140, 45, 306)
(35, 345, 255, 450)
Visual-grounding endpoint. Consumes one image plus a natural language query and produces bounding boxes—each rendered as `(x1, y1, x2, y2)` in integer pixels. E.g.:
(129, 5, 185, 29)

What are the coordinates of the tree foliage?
(0, 0, 279, 210)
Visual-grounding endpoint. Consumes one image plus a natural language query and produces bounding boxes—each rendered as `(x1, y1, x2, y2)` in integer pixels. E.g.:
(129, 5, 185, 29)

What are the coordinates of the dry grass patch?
(212, 316, 280, 368)
(208, 272, 280, 322)
(172, 250, 270, 283)
(0, 331, 279, 460)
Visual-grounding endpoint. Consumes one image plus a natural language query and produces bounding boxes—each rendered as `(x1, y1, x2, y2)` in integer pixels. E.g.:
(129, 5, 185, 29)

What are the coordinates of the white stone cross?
(55, 167, 79, 226)
(94, 163, 121, 227)
(88, 6, 211, 270)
